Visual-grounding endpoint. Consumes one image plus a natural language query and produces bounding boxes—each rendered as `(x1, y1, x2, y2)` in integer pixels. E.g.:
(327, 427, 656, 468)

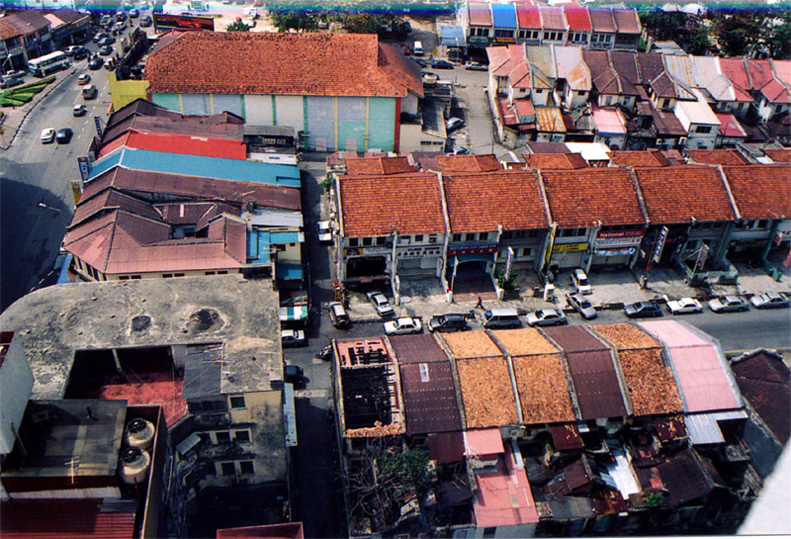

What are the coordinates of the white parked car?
(571, 268, 592, 295)
(750, 292, 790, 309)
(281, 329, 306, 347)
(666, 297, 703, 315)
(566, 293, 597, 320)
(384, 317, 423, 335)
(366, 291, 395, 318)
(40, 128, 56, 143)
(526, 308, 567, 327)
(708, 296, 749, 313)
(317, 220, 332, 243)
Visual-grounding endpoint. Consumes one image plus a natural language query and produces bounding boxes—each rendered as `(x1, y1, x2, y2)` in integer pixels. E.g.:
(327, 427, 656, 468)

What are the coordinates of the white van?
(482, 308, 521, 329)
(81, 84, 97, 99)
(413, 40, 424, 56)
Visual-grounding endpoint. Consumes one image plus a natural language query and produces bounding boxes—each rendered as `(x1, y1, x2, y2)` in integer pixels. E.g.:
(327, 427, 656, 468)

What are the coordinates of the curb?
(0, 68, 76, 151)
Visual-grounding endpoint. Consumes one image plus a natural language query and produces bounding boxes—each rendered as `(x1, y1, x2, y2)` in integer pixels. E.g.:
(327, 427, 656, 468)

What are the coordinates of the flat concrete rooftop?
(0, 275, 282, 400)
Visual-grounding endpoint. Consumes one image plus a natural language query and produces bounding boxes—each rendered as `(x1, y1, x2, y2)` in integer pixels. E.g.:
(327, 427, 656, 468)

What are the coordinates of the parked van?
(482, 308, 521, 329)
(413, 40, 424, 56)
(81, 84, 97, 99)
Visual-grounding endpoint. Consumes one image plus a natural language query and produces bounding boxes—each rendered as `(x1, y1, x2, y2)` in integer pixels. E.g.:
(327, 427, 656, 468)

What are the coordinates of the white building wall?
(244, 95, 274, 125)
(274, 95, 305, 132)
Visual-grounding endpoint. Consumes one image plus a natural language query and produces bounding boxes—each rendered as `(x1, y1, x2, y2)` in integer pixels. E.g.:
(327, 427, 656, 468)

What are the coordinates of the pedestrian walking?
(476, 296, 483, 309)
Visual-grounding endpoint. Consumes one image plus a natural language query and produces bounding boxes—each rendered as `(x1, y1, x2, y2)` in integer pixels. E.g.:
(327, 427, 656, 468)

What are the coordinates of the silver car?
(749, 292, 790, 309)
(566, 293, 597, 319)
(526, 308, 567, 327)
(366, 291, 395, 318)
(708, 296, 749, 313)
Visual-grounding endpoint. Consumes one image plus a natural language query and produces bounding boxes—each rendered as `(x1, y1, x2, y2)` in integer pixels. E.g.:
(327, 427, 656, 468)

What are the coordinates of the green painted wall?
(367, 97, 396, 152)
(151, 93, 181, 113)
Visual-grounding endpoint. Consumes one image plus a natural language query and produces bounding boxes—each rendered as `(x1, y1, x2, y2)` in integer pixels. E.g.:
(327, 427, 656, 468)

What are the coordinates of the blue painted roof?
(276, 262, 304, 281)
(440, 25, 466, 47)
(247, 229, 271, 264)
(491, 3, 517, 29)
(270, 231, 302, 244)
(88, 148, 301, 188)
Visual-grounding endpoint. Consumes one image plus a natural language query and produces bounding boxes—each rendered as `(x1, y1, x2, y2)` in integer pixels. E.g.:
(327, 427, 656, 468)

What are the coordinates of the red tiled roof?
(607, 150, 670, 167)
(686, 149, 749, 165)
(634, 165, 736, 224)
(722, 165, 791, 220)
(216, 523, 304, 539)
(764, 148, 791, 163)
(344, 156, 419, 176)
(146, 32, 421, 98)
(523, 152, 588, 169)
(436, 154, 502, 173)
(0, 19, 18, 40)
(1, 500, 136, 539)
(339, 173, 445, 237)
(541, 168, 646, 228)
(516, 4, 541, 28)
(746, 58, 791, 103)
(443, 171, 549, 233)
(564, 6, 591, 32)
(719, 57, 752, 96)
(98, 131, 246, 160)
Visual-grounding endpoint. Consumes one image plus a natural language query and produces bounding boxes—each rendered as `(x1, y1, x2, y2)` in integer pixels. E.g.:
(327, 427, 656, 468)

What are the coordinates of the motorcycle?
(315, 343, 332, 361)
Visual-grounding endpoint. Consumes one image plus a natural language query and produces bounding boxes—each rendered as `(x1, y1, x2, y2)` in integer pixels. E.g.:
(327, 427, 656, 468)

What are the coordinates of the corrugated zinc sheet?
(400, 361, 462, 435)
(542, 326, 609, 353)
(468, 1, 493, 26)
(388, 333, 449, 364)
(491, 3, 517, 29)
(0, 500, 136, 539)
(565, 351, 627, 420)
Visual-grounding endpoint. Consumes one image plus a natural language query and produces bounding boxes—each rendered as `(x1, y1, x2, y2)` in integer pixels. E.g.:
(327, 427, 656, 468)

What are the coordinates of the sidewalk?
(341, 263, 791, 324)
(0, 67, 77, 150)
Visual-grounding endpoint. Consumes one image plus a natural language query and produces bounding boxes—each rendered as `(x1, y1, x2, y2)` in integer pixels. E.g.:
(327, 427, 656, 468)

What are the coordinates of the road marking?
(294, 389, 331, 398)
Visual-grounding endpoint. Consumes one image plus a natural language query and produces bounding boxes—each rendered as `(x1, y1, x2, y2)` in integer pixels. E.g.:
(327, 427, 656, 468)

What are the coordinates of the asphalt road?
(0, 31, 114, 312)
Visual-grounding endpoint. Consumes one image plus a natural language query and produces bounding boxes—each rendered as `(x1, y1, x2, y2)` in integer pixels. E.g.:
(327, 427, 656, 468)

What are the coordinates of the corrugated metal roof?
(565, 351, 627, 420)
(464, 428, 504, 456)
(182, 343, 223, 399)
(542, 325, 608, 353)
(388, 333, 449, 364)
(400, 361, 462, 435)
(249, 209, 303, 228)
(535, 107, 566, 132)
(491, 3, 517, 28)
(592, 107, 627, 134)
(473, 445, 539, 527)
(468, 1, 492, 26)
(276, 262, 303, 280)
(684, 412, 725, 445)
(279, 306, 308, 322)
(0, 500, 136, 539)
(99, 131, 247, 160)
(428, 431, 465, 464)
(89, 148, 301, 188)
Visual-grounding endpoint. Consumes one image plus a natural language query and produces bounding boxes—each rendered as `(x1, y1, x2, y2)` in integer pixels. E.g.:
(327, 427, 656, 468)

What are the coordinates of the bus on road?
(28, 51, 71, 77)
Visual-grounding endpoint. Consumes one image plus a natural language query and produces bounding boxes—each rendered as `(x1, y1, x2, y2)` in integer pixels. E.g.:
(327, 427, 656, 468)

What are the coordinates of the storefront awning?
(279, 305, 308, 322)
(450, 253, 495, 265)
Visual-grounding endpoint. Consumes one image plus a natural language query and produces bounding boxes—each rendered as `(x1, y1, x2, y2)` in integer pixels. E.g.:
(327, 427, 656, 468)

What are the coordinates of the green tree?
(715, 13, 762, 57)
(770, 22, 791, 58)
(689, 26, 710, 54)
(269, 12, 318, 32)
(225, 19, 250, 32)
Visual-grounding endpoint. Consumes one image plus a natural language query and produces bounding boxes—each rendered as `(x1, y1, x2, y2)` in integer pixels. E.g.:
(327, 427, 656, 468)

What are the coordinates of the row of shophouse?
(454, 0, 643, 53)
(487, 44, 791, 149)
(329, 323, 790, 536)
(64, 98, 305, 285)
(329, 150, 790, 299)
(0, 8, 91, 72)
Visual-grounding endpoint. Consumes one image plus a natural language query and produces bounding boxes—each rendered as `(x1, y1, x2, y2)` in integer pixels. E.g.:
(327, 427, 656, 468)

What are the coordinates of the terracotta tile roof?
(540, 6, 567, 30)
(0, 19, 18, 40)
(513, 354, 576, 424)
(541, 168, 646, 228)
(607, 150, 670, 167)
(593, 324, 683, 416)
(491, 328, 559, 356)
(344, 156, 419, 176)
(338, 173, 445, 237)
(764, 148, 791, 163)
(582, 49, 618, 95)
(714, 112, 747, 139)
(722, 165, 791, 220)
(468, 1, 493, 26)
(436, 154, 502, 173)
(564, 6, 591, 32)
(443, 171, 549, 233)
(686, 149, 749, 165)
(146, 32, 421, 98)
(441, 330, 502, 359)
(634, 165, 736, 224)
(719, 57, 752, 96)
(456, 357, 519, 428)
(522, 152, 588, 169)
